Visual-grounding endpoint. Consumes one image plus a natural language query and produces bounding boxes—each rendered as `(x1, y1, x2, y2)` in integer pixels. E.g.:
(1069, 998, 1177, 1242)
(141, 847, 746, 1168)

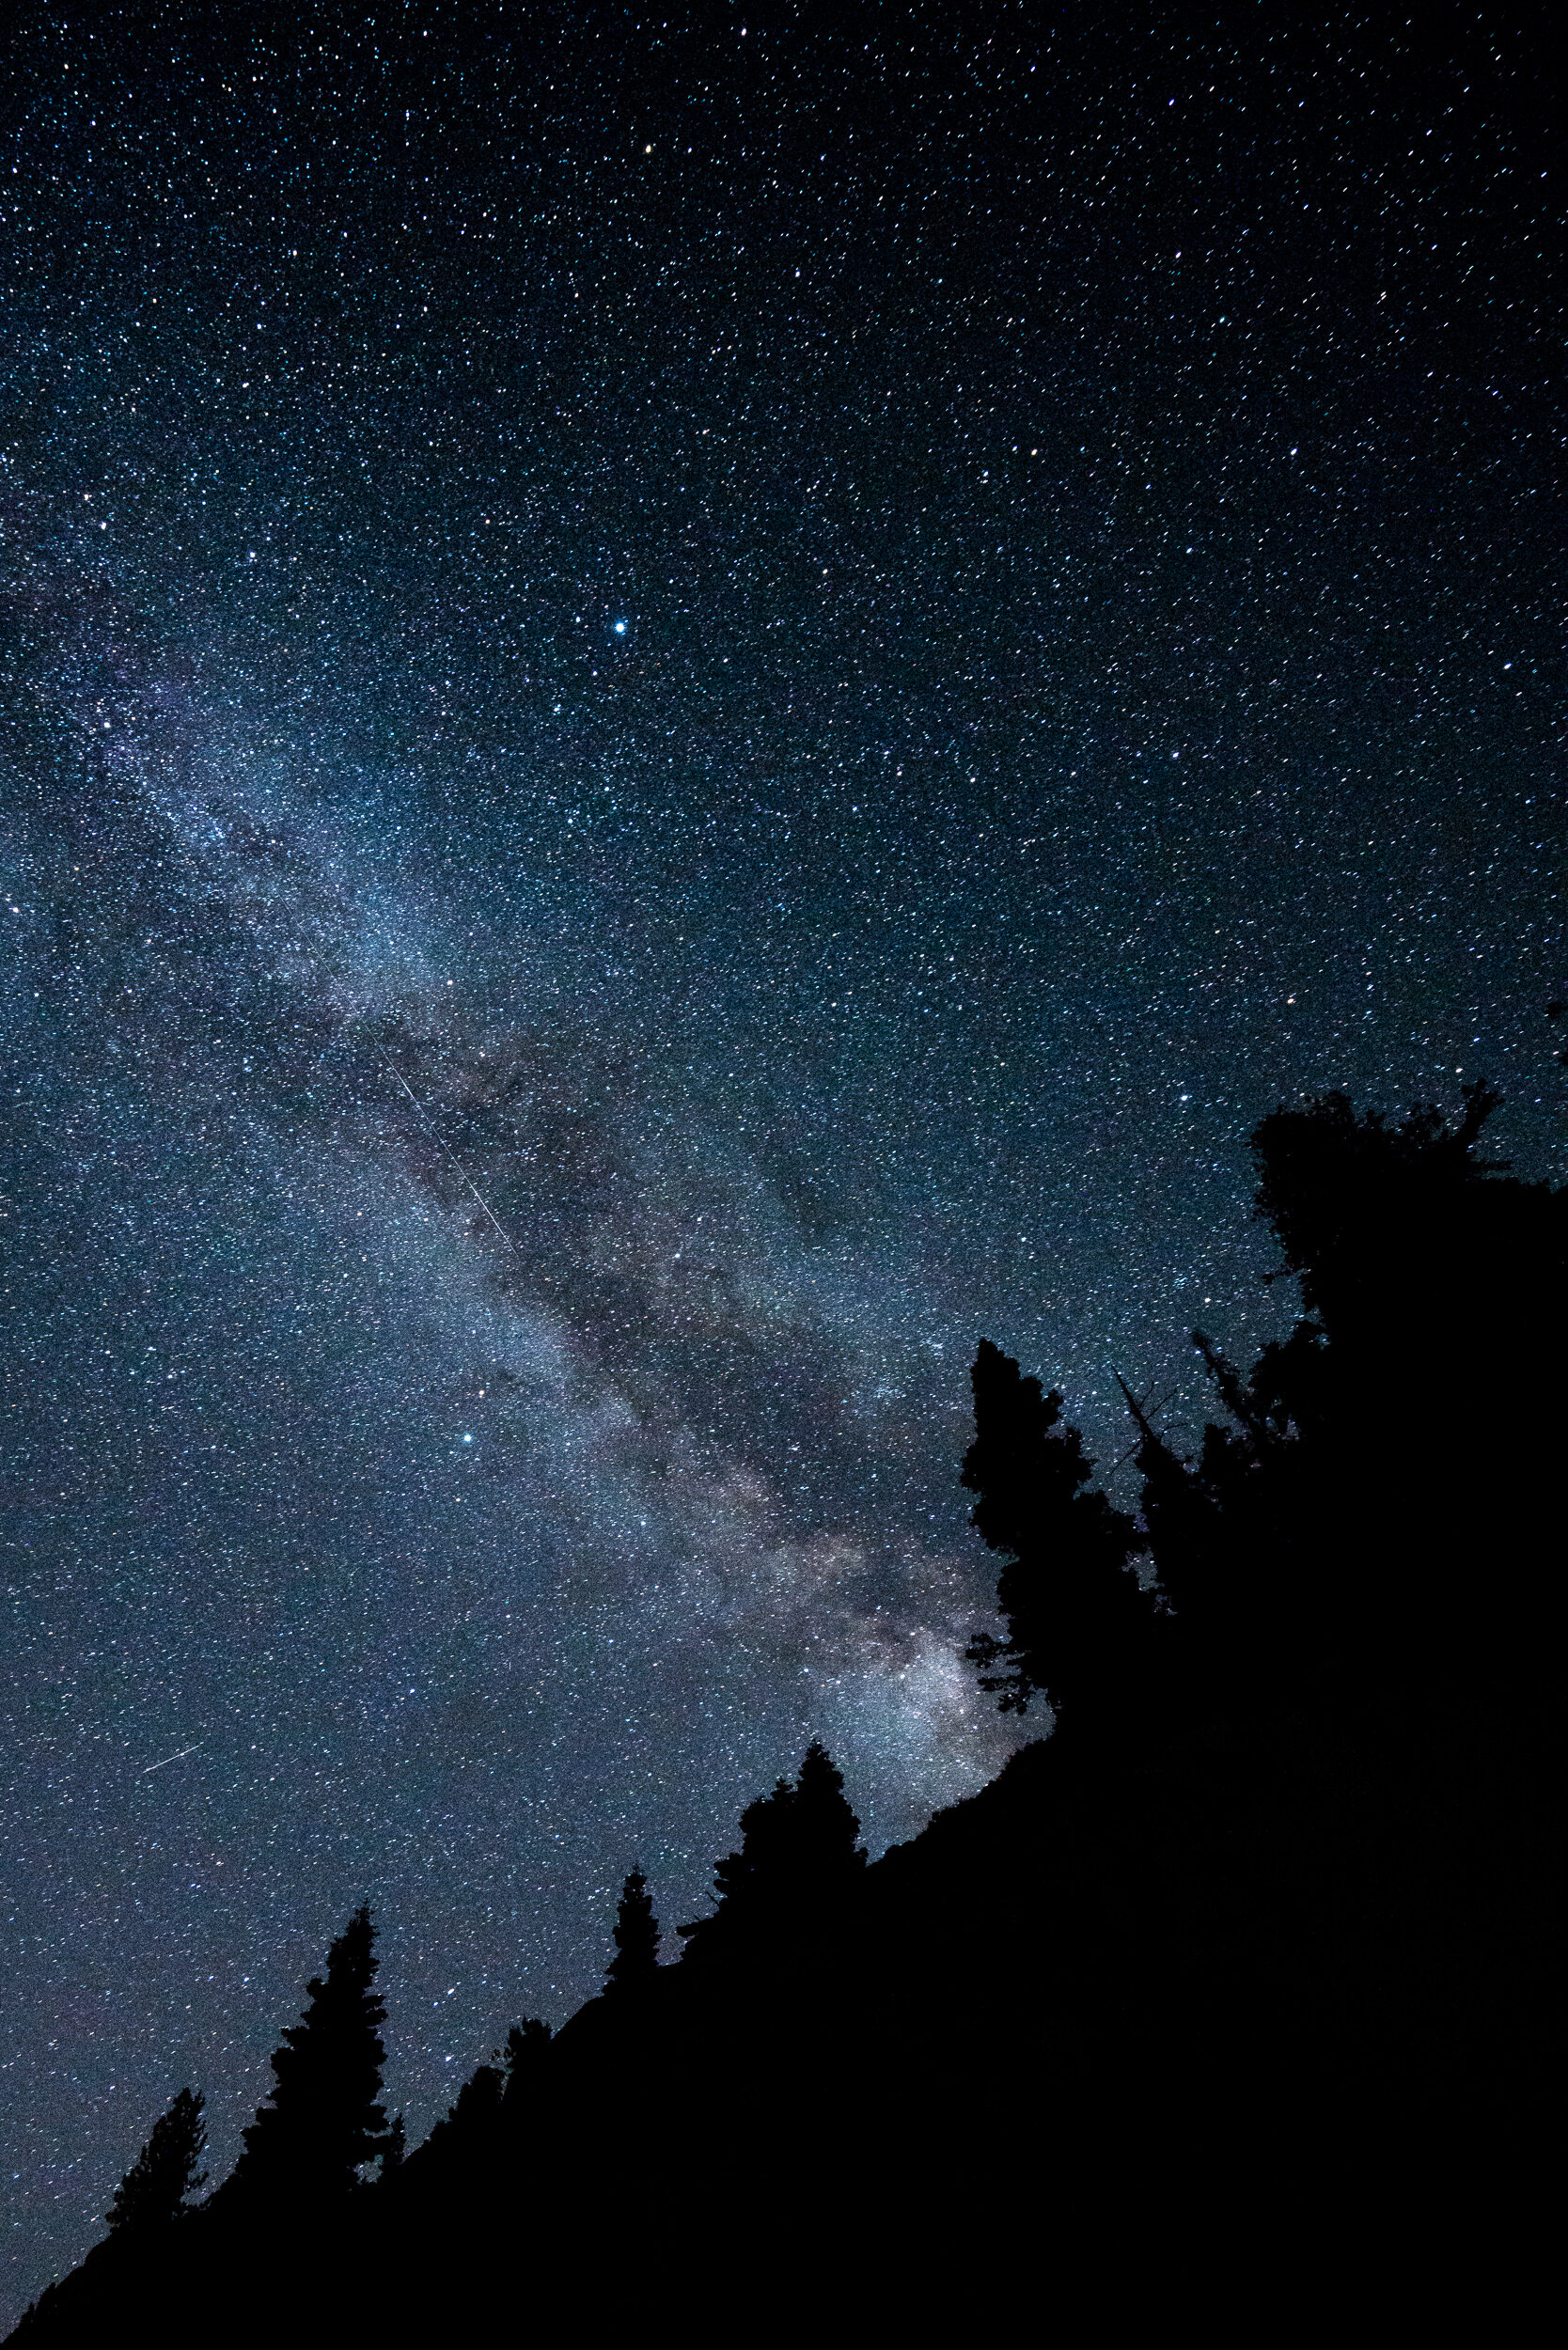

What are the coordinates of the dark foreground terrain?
(15, 1693, 1554, 2341)
(13, 1085, 1560, 2338)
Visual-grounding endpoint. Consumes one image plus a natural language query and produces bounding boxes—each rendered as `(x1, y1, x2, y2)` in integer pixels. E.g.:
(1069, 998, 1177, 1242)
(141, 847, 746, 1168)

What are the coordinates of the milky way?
(2, 4, 1560, 2317)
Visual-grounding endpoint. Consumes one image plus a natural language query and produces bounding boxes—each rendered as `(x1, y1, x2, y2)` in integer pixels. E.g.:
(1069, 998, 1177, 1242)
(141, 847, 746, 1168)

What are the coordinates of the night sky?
(2, 1, 1560, 2316)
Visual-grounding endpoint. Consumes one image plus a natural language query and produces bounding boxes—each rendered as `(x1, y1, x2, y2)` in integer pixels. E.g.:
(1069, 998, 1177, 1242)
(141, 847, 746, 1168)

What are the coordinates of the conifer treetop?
(106, 2089, 208, 2233)
(232, 1903, 391, 2203)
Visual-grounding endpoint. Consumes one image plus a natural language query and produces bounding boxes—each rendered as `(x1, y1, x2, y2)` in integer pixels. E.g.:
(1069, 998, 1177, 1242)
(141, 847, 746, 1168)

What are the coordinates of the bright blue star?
(613, 619, 627, 634)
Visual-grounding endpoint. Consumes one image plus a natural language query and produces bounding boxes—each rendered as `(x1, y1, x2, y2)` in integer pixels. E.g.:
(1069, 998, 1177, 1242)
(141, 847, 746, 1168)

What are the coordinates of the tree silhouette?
(964, 1084, 1566, 1723)
(962, 1339, 1156, 1718)
(13, 1086, 1559, 2347)
(680, 1741, 866, 1959)
(105, 2088, 207, 2232)
(604, 1869, 661, 1993)
(231, 1904, 390, 2203)
(1245, 1080, 1562, 1686)
(792, 1740, 866, 1886)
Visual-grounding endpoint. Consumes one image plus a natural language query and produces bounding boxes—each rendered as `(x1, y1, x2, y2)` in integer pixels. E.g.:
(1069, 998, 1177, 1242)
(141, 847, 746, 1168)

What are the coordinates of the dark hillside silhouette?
(416, 2060, 504, 2175)
(10, 1086, 1558, 2344)
(500, 2016, 552, 2111)
(378, 2112, 405, 2177)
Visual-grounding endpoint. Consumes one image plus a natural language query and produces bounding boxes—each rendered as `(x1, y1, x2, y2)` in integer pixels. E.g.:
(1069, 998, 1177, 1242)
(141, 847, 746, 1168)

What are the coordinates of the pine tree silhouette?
(16, 1083, 1559, 2343)
(963, 1084, 1566, 1725)
(105, 2088, 207, 2232)
(962, 1339, 1156, 1718)
(792, 1741, 865, 1888)
(604, 1869, 661, 1992)
(680, 1741, 866, 1958)
(231, 1904, 390, 2203)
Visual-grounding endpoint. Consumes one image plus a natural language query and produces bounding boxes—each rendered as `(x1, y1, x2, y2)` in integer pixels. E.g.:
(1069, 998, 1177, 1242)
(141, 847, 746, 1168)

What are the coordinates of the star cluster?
(1, 4, 1560, 2319)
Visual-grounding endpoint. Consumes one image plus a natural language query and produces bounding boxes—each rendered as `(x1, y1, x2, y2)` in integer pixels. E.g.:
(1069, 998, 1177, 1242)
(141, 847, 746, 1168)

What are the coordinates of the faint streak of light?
(141, 1741, 204, 1775)
(363, 1037, 518, 1252)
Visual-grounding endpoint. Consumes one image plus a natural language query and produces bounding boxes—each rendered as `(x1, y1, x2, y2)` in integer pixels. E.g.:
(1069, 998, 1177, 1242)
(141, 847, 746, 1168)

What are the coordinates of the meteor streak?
(364, 1036, 518, 1252)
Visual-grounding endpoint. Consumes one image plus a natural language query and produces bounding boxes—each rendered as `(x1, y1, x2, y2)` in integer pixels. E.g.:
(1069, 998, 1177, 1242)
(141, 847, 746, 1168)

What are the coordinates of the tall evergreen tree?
(105, 2088, 207, 2232)
(962, 1339, 1156, 1718)
(231, 1904, 390, 2203)
(604, 1869, 661, 1993)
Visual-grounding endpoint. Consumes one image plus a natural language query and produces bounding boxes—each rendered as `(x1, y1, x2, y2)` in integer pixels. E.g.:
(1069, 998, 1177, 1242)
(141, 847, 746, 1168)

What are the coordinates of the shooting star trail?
(364, 1036, 518, 1251)
(141, 1741, 204, 1776)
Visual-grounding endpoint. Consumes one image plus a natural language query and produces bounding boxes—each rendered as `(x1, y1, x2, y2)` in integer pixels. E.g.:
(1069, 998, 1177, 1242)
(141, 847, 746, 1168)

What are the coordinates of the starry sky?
(1, 0, 1560, 2315)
